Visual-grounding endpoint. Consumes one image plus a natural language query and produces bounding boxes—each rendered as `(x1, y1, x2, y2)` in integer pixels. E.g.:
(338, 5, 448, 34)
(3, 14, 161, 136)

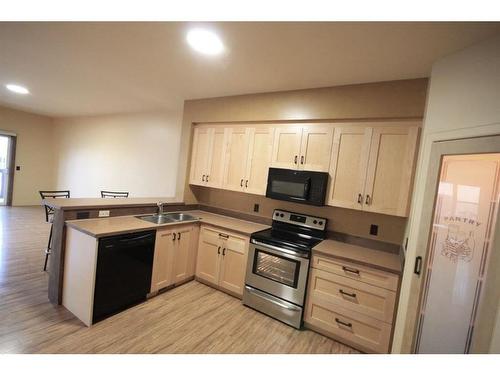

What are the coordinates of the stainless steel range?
(243, 209, 327, 329)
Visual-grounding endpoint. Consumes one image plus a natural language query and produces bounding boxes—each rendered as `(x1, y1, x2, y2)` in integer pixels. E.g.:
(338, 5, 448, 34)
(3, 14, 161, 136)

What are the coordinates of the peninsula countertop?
(65, 210, 270, 237)
(42, 197, 183, 210)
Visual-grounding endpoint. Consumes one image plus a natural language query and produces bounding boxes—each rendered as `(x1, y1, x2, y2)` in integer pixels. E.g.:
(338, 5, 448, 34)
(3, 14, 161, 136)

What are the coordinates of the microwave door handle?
(303, 178, 311, 198)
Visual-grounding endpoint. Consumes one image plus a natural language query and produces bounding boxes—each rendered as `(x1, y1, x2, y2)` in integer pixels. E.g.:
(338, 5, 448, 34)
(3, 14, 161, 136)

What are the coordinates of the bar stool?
(101, 190, 129, 198)
(39, 190, 70, 272)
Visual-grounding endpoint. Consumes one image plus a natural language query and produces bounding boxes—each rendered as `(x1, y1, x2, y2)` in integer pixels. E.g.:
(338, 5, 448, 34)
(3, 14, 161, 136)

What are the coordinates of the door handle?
(240, 179, 243, 187)
(222, 248, 226, 256)
(206, 175, 209, 182)
(365, 194, 371, 205)
(245, 180, 248, 188)
(178, 232, 181, 241)
(173, 232, 176, 241)
(357, 193, 362, 204)
(300, 155, 304, 164)
(294, 155, 298, 164)
(217, 246, 221, 255)
(202, 174, 206, 182)
(339, 289, 357, 298)
(414, 256, 423, 275)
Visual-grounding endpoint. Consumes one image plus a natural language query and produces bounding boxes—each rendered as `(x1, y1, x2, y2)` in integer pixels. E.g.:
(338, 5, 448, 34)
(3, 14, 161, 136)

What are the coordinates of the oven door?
(245, 240, 310, 306)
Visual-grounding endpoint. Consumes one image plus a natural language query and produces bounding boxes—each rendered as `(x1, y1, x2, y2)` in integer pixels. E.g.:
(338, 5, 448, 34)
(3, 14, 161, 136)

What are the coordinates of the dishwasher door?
(92, 230, 155, 323)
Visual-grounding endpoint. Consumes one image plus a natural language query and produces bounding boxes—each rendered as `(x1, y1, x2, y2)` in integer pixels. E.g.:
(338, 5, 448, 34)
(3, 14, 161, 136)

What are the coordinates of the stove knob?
(318, 221, 323, 226)
(280, 213, 284, 217)
(313, 220, 318, 224)
(275, 212, 279, 217)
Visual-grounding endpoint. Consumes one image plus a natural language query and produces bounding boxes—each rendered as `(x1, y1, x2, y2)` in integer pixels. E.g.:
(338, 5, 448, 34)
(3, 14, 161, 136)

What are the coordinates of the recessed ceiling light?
(186, 29, 224, 56)
(5, 84, 30, 95)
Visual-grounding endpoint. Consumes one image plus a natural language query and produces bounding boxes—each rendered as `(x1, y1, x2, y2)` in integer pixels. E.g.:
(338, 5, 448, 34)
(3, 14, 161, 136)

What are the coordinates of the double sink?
(136, 212, 199, 225)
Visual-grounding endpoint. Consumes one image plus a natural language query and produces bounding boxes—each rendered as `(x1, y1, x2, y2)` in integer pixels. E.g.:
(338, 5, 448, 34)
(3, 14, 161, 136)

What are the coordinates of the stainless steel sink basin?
(136, 212, 199, 225)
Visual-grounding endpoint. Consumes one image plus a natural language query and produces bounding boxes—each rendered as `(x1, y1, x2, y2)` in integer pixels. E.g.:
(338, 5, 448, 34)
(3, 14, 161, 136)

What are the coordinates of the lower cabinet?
(195, 225, 249, 298)
(304, 254, 399, 353)
(150, 224, 199, 293)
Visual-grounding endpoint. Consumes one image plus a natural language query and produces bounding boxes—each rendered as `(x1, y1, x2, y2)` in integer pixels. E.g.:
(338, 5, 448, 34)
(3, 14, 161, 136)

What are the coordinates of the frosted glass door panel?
(416, 154, 500, 353)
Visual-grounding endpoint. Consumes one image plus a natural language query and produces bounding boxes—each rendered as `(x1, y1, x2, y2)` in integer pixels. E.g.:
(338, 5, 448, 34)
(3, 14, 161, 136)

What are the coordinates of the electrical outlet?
(99, 210, 110, 217)
(370, 224, 378, 236)
(253, 204, 259, 213)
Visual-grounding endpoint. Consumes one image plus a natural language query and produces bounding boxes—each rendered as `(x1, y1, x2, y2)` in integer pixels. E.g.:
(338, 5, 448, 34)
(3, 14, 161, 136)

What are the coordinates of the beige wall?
(178, 78, 428, 244)
(392, 33, 500, 353)
(52, 111, 182, 199)
(0, 105, 55, 206)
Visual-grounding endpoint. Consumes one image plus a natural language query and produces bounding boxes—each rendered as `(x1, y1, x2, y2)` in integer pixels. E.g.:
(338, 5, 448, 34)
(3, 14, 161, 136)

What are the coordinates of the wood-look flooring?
(0, 206, 358, 354)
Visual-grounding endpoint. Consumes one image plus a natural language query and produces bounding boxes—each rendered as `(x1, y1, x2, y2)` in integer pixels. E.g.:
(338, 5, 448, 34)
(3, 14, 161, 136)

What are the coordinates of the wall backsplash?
(191, 185, 407, 245)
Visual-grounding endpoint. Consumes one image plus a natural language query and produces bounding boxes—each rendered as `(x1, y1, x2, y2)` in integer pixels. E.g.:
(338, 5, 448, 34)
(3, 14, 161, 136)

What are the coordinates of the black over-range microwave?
(265, 168, 329, 206)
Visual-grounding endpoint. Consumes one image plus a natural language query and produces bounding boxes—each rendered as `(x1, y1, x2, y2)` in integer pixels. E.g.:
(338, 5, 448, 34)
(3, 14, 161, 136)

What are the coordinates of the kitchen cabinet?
(222, 125, 274, 195)
(327, 122, 419, 217)
(189, 127, 227, 188)
(195, 225, 249, 298)
(304, 253, 400, 353)
(150, 224, 199, 293)
(270, 124, 333, 172)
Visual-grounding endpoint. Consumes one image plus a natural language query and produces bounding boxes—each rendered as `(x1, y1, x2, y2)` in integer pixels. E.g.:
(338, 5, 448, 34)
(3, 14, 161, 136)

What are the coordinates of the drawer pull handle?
(219, 233, 229, 239)
(342, 266, 360, 275)
(173, 232, 176, 241)
(335, 318, 352, 328)
(339, 289, 357, 298)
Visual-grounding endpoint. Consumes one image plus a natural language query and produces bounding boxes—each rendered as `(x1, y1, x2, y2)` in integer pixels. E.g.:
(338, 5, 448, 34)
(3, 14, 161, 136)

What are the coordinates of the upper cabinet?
(327, 122, 420, 217)
(189, 127, 228, 188)
(271, 124, 334, 172)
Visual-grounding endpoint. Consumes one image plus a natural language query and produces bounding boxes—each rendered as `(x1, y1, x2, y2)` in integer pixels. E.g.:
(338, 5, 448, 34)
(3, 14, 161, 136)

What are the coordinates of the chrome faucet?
(157, 201, 165, 215)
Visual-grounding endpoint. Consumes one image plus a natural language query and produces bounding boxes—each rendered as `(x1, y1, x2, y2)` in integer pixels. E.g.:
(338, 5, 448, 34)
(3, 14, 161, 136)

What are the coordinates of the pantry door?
(415, 148, 500, 353)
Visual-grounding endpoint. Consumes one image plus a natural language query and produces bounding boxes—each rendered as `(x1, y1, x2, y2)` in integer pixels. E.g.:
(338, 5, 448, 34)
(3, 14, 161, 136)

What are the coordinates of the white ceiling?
(0, 22, 499, 117)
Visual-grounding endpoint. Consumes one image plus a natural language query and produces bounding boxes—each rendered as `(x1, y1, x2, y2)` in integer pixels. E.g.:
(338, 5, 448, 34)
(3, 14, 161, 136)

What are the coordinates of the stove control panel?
(273, 209, 327, 231)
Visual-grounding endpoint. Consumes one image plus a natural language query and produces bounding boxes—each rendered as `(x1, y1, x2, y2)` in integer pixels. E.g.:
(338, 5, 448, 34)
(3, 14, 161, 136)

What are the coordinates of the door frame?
(397, 134, 500, 353)
(0, 131, 17, 206)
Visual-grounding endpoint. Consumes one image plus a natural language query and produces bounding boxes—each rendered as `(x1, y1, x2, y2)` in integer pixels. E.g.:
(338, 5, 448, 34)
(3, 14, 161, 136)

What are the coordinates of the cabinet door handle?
(339, 289, 357, 298)
(206, 175, 209, 182)
(217, 246, 221, 255)
(245, 180, 248, 188)
(173, 232, 176, 241)
(294, 155, 298, 164)
(357, 193, 362, 204)
(342, 266, 360, 275)
(365, 194, 371, 205)
(240, 179, 243, 187)
(222, 248, 226, 256)
(335, 318, 352, 328)
(178, 232, 181, 241)
(202, 174, 206, 182)
(300, 155, 304, 164)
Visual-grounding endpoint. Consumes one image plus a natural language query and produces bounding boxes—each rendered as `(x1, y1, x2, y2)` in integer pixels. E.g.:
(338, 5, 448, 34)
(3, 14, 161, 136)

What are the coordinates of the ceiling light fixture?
(186, 28, 224, 56)
(5, 83, 30, 95)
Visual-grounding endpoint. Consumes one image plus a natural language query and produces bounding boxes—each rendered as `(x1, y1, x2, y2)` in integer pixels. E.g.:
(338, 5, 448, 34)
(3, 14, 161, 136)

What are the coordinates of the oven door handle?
(245, 286, 301, 311)
(251, 240, 310, 259)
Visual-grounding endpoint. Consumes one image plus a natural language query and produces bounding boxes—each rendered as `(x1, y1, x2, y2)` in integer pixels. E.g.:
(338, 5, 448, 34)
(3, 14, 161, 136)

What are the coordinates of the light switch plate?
(98, 210, 110, 217)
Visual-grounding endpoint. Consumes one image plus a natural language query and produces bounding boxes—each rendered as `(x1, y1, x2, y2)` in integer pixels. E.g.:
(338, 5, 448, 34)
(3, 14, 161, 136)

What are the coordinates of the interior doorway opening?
(0, 134, 16, 206)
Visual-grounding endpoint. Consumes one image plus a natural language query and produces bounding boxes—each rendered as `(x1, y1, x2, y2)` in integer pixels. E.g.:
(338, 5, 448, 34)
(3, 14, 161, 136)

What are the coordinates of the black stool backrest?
(39, 190, 70, 223)
(101, 190, 129, 198)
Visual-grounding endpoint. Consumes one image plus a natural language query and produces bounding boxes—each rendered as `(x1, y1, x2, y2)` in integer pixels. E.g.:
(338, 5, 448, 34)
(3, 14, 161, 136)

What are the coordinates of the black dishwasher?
(92, 230, 155, 323)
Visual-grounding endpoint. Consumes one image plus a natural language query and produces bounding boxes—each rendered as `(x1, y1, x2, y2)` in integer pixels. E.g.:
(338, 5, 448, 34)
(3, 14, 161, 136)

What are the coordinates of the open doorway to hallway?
(0, 134, 16, 206)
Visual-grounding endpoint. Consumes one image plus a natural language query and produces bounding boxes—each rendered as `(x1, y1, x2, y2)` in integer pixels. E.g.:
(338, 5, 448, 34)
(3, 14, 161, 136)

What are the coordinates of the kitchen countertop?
(42, 197, 183, 210)
(313, 239, 402, 274)
(65, 210, 269, 238)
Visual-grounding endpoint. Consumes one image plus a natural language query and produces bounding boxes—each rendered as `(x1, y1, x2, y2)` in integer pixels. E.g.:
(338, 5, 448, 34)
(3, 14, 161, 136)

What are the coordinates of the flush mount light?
(186, 28, 224, 56)
(5, 83, 30, 95)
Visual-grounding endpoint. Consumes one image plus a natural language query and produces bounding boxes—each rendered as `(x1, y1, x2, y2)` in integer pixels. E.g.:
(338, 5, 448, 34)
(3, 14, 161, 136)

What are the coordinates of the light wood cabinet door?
(327, 126, 372, 210)
(206, 128, 227, 188)
(218, 233, 249, 297)
(299, 125, 334, 172)
(195, 227, 222, 285)
(223, 127, 250, 192)
(363, 124, 419, 217)
(171, 225, 198, 284)
(189, 127, 211, 186)
(270, 126, 303, 169)
(150, 229, 175, 293)
(244, 126, 274, 195)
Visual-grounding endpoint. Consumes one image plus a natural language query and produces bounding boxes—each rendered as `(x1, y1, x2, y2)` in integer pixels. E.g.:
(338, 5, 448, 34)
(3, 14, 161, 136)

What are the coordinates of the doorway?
(0, 134, 16, 206)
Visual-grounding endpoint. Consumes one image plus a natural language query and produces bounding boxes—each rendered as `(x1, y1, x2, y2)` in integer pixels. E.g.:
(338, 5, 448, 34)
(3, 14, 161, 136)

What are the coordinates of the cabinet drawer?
(308, 268, 396, 323)
(312, 254, 399, 291)
(305, 296, 392, 353)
